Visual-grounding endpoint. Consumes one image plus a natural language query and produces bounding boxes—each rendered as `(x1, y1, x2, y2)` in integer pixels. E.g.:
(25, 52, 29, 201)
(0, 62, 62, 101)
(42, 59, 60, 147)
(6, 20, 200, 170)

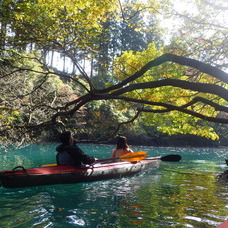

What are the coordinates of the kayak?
(0, 157, 161, 188)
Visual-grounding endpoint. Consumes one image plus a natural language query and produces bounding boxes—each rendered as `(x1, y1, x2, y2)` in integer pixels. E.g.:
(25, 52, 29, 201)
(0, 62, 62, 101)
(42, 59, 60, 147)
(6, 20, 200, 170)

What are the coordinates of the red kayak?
(0, 157, 161, 188)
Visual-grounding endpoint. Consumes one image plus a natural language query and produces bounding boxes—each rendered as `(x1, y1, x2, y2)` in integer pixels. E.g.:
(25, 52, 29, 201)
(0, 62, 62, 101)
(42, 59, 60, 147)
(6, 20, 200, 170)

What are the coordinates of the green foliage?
(0, 54, 78, 144)
(0, 0, 227, 146)
(0, 0, 119, 51)
(113, 42, 224, 140)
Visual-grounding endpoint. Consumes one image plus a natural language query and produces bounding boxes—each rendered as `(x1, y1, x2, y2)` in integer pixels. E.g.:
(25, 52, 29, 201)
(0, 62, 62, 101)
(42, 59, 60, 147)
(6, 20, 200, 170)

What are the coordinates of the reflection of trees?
(116, 170, 227, 227)
(217, 170, 228, 198)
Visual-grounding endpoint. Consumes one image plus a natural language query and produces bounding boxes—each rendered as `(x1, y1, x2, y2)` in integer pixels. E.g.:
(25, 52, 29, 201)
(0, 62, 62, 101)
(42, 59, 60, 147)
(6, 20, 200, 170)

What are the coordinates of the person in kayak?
(56, 131, 96, 167)
(111, 136, 133, 158)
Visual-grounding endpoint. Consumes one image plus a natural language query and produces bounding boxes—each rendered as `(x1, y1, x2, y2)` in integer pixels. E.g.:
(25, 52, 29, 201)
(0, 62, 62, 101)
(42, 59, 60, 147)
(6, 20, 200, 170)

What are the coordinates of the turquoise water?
(0, 144, 228, 228)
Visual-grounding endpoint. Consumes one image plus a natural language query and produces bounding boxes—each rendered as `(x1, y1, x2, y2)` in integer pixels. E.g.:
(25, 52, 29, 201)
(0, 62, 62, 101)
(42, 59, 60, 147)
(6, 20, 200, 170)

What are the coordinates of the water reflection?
(0, 145, 228, 227)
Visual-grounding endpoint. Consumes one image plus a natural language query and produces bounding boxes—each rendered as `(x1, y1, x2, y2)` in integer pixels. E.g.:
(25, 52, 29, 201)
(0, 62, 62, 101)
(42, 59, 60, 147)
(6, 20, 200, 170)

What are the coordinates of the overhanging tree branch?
(97, 53, 228, 94)
(2, 53, 228, 145)
(90, 94, 228, 124)
(45, 54, 228, 126)
(110, 78, 228, 101)
(181, 97, 228, 112)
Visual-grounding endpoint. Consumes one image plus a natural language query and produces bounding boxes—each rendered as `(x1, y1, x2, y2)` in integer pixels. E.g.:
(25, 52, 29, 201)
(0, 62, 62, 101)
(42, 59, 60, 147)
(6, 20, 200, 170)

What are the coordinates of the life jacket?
(56, 151, 75, 165)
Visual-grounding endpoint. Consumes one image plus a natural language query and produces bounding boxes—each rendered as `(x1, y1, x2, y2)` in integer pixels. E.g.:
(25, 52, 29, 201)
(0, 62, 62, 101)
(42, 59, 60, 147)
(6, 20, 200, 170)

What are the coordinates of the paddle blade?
(41, 164, 57, 167)
(160, 154, 181, 162)
(120, 151, 147, 162)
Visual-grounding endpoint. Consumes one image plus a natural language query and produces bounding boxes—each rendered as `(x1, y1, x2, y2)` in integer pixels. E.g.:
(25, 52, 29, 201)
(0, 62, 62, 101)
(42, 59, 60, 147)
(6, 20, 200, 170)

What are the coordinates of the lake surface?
(0, 144, 228, 228)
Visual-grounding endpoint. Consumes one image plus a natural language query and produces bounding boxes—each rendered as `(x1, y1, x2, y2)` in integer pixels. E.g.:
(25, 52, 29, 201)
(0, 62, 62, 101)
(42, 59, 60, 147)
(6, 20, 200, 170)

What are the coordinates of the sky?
(159, 0, 228, 44)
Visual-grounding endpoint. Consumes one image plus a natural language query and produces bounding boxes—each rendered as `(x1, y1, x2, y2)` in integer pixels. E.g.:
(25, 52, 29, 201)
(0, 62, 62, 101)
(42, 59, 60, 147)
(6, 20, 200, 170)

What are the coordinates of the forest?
(0, 0, 227, 149)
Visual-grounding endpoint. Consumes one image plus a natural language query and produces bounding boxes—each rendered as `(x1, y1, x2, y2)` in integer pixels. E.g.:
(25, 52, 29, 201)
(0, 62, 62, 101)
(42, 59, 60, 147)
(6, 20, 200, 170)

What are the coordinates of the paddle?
(42, 164, 57, 167)
(160, 154, 181, 162)
(99, 151, 147, 163)
(41, 151, 147, 167)
(144, 154, 182, 162)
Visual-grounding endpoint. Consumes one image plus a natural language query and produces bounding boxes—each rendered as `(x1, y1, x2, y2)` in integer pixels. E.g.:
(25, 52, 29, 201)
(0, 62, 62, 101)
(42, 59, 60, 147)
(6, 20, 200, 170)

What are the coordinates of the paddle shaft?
(42, 151, 147, 167)
(97, 152, 146, 163)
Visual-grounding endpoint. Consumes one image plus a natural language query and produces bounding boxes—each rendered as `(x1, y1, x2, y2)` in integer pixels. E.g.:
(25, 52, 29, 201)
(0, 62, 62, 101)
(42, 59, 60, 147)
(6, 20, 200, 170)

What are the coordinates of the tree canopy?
(0, 0, 227, 147)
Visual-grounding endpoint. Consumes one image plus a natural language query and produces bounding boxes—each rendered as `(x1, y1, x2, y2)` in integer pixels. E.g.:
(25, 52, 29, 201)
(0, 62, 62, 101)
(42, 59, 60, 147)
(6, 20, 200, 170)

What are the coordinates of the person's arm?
(111, 149, 116, 158)
(69, 145, 95, 165)
(81, 154, 95, 164)
(128, 148, 134, 153)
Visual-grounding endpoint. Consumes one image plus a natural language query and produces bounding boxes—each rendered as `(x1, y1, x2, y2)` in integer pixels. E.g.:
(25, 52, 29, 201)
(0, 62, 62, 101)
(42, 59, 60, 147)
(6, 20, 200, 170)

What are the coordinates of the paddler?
(56, 131, 96, 167)
(111, 136, 133, 158)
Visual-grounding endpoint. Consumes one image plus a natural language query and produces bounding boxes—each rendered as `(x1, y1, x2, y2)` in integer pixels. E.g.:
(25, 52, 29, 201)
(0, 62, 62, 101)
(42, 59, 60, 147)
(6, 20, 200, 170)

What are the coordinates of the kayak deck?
(0, 157, 161, 188)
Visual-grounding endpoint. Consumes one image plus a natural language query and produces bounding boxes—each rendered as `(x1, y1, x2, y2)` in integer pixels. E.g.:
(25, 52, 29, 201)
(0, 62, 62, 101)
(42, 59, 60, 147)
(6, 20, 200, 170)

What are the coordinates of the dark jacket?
(56, 142, 95, 166)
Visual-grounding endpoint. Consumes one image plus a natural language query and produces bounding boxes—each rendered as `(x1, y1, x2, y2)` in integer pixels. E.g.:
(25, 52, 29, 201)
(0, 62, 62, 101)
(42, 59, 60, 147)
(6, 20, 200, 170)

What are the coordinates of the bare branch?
(52, 41, 94, 92)
(91, 94, 228, 124)
(173, 11, 228, 30)
(110, 110, 141, 138)
(51, 68, 90, 93)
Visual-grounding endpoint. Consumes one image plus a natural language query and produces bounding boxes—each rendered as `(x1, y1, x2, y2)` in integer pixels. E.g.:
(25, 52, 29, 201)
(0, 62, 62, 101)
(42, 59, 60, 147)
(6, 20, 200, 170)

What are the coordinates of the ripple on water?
(1, 145, 228, 227)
